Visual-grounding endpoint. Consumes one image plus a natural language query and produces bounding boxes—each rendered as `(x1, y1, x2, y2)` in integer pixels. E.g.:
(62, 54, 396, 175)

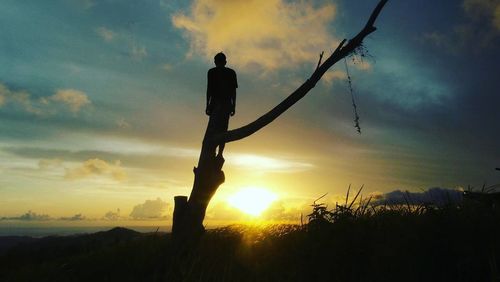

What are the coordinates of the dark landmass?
(1, 198, 499, 282)
(0, 227, 145, 254)
(0, 236, 38, 255)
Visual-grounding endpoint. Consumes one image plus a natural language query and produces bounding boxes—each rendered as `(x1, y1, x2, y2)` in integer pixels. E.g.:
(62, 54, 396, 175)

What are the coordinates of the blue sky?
(0, 0, 499, 224)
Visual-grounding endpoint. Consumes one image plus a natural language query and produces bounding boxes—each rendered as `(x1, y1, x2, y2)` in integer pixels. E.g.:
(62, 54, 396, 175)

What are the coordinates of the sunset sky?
(0, 0, 499, 228)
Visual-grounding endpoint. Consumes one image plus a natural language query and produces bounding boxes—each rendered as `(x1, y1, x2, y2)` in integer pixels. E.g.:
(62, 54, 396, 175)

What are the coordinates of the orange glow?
(227, 187, 278, 216)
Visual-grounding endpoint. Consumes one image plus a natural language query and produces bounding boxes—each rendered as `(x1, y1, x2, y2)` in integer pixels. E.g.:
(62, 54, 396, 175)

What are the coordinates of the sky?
(0, 0, 499, 228)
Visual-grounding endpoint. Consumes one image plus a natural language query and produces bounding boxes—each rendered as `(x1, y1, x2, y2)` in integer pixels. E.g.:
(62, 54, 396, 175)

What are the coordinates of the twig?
(316, 51, 324, 70)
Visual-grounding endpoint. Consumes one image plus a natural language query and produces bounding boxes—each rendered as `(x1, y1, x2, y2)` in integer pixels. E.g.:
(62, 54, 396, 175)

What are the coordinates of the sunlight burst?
(227, 187, 278, 216)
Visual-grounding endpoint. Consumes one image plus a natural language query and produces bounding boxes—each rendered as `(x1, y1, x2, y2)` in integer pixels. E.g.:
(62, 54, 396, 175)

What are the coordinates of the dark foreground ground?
(1, 200, 499, 282)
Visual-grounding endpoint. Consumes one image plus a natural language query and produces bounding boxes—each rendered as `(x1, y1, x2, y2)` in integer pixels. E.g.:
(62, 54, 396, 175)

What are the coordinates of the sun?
(227, 187, 278, 216)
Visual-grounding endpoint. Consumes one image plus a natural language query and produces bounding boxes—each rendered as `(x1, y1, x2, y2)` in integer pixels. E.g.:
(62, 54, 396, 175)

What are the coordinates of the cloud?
(420, 32, 448, 48)
(322, 70, 347, 86)
(38, 158, 63, 170)
(496, 6, 500, 29)
(116, 117, 130, 129)
(1, 211, 51, 221)
(129, 198, 169, 219)
(422, 0, 500, 52)
(0, 83, 43, 115)
(2, 143, 199, 171)
(94, 28, 148, 61)
(0, 83, 12, 102)
(59, 213, 85, 221)
(50, 89, 91, 113)
(130, 42, 148, 60)
(0, 83, 90, 115)
(68, 0, 95, 10)
(65, 158, 127, 181)
(372, 187, 463, 207)
(103, 209, 121, 220)
(172, 0, 338, 70)
(228, 153, 313, 172)
(463, 0, 500, 30)
(0, 90, 5, 106)
(96, 27, 117, 42)
(365, 57, 451, 109)
(161, 63, 173, 72)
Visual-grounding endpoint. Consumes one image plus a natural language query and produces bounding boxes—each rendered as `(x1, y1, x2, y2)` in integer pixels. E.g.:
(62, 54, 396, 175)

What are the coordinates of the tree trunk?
(172, 125, 226, 240)
(171, 0, 388, 242)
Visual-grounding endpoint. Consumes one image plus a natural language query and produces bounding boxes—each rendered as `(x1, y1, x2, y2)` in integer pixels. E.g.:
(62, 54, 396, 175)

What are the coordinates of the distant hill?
(0, 227, 143, 257)
(1, 200, 499, 282)
(0, 236, 38, 255)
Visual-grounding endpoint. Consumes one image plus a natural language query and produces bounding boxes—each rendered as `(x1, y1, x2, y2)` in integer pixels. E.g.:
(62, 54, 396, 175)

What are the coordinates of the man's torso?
(208, 67, 237, 106)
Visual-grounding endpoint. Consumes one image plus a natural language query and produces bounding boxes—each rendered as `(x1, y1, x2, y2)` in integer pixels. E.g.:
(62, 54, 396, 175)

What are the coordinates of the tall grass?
(1, 186, 499, 281)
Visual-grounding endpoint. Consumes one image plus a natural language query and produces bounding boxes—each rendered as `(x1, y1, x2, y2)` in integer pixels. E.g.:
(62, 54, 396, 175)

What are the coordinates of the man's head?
(214, 52, 226, 67)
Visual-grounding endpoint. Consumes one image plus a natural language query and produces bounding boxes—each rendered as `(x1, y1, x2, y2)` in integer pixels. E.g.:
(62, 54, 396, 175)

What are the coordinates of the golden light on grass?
(227, 187, 278, 216)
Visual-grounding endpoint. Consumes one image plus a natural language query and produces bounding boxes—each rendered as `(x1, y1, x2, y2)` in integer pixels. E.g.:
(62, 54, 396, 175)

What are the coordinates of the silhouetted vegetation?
(1, 191, 499, 282)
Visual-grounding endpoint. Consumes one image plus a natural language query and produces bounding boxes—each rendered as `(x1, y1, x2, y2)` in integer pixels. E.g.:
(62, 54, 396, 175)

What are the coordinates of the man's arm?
(206, 70, 212, 115)
(230, 88, 236, 116)
(230, 70, 237, 116)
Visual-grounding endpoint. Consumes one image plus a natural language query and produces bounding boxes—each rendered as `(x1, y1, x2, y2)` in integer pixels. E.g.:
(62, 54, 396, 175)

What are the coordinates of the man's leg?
(216, 113, 230, 157)
(217, 144, 225, 157)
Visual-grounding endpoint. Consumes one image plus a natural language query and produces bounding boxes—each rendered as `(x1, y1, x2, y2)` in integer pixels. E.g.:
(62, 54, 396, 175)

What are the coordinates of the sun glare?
(227, 187, 278, 216)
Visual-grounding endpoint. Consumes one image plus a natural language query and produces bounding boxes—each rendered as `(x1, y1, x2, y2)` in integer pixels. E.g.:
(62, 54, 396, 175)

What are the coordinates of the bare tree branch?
(212, 0, 388, 144)
(316, 51, 324, 70)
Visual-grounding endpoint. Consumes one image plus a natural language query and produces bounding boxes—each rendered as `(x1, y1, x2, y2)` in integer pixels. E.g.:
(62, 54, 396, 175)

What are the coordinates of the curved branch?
(213, 0, 388, 144)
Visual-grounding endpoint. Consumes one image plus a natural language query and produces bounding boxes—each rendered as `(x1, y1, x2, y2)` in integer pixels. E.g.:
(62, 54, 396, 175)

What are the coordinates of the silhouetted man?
(205, 52, 237, 157)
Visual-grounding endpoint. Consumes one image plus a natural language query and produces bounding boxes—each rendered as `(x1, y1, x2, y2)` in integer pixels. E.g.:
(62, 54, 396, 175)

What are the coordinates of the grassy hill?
(1, 197, 499, 282)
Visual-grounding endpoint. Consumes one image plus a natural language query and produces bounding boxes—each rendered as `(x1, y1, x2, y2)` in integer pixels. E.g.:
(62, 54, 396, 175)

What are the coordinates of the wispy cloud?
(0, 83, 91, 115)
(0, 83, 43, 115)
(38, 158, 63, 170)
(1, 212, 86, 222)
(462, 0, 500, 31)
(65, 0, 96, 10)
(116, 117, 130, 129)
(130, 42, 148, 61)
(421, 0, 500, 52)
(96, 26, 117, 42)
(172, 0, 338, 70)
(65, 158, 127, 181)
(59, 214, 85, 221)
(366, 57, 451, 109)
(50, 89, 91, 113)
(161, 63, 173, 72)
(74, 0, 95, 10)
(228, 153, 314, 173)
(2, 141, 199, 172)
(94, 27, 148, 61)
(321, 70, 347, 87)
(0, 91, 5, 106)
(1, 211, 51, 221)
